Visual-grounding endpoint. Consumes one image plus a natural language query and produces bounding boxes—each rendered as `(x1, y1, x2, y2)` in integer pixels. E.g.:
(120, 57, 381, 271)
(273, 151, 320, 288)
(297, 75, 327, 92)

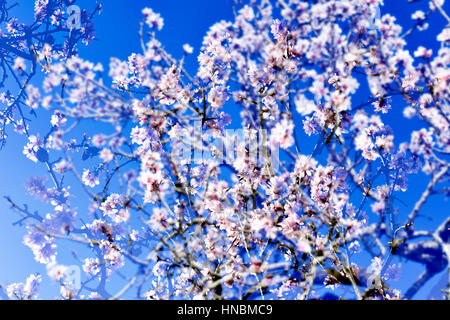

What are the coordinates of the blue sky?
(0, 0, 448, 299)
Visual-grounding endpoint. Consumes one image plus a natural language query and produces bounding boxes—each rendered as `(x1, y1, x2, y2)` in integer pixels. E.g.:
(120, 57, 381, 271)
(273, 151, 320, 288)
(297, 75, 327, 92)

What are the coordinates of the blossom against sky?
(0, 0, 449, 300)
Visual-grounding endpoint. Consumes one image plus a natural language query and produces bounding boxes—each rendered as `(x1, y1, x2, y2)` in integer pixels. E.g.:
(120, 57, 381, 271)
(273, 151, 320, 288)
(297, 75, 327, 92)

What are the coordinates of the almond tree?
(1, 0, 449, 300)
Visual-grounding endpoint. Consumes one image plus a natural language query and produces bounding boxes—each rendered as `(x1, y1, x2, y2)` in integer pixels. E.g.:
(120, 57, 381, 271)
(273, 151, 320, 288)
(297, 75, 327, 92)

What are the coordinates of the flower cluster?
(2, 0, 449, 301)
